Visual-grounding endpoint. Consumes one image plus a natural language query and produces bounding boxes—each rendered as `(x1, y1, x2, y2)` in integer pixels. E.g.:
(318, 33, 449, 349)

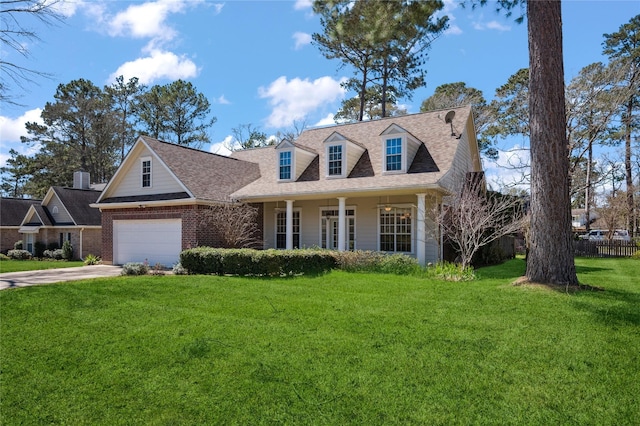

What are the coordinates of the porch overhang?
(18, 225, 41, 233)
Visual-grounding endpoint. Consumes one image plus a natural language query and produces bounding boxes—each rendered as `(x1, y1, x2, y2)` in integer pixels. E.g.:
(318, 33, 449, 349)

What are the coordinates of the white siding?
(439, 134, 472, 193)
(110, 146, 184, 198)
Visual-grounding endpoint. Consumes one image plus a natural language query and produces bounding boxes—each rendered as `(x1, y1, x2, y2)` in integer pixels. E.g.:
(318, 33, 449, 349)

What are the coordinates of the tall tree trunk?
(525, 0, 578, 285)
(624, 99, 634, 237)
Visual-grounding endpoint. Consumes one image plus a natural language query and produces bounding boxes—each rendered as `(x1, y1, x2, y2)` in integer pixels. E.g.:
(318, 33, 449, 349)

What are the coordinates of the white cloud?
(215, 95, 230, 105)
(210, 136, 233, 156)
(108, 49, 199, 84)
(293, 32, 312, 50)
(259, 76, 346, 128)
(484, 145, 530, 190)
(445, 25, 463, 36)
(107, 0, 200, 41)
(294, 0, 313, 10)
(0, 109, 44, 168)
(211, 3, 224, 15)
(314, 113, 336, 127)
(473, 20, 510, 32)
(0, 109, 42, 143)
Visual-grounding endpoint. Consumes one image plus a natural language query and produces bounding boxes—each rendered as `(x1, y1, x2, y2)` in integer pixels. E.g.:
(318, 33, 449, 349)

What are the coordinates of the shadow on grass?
(475, 258, 526, 280)
(571, 288, 640, 326)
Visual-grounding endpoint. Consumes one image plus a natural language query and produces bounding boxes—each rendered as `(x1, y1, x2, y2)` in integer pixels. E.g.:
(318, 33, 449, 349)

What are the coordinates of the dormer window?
(385, 138, 402, 171)
(52, 206, 59, 215)
(279, 150, 292, 180)
(141, 157, 152, 188)
(327, 145, 343, 176)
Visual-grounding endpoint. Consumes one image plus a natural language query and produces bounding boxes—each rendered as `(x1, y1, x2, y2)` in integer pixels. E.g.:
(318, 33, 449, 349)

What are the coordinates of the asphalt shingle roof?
(0, 198, 41, 226)
(140, 136, 261, 203)
(51, 187, 102, 226)
(230, 106, 472, 200)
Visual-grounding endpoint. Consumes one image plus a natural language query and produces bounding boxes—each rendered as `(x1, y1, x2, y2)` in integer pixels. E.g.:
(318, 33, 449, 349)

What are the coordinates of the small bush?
(7, 249, 32, 260)
(425, 262, 476, 282)
(34, 242, 46, 258)
(332, 250, 419, 275)
(43, 249, 64, 260)
(180, 248, 335, 276)
(83, 254, 101, 265)
(0, 253, 10, 261)
(13, 240, 23, 250)
(61, 240, 74, 260)
(172, 263, 188, 275)
(121, 262, 149, 276)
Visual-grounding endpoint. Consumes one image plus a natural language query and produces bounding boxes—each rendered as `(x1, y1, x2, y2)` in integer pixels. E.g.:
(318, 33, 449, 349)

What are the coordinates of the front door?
(325, 218, 340, 250)
(25, 233, 34, 254)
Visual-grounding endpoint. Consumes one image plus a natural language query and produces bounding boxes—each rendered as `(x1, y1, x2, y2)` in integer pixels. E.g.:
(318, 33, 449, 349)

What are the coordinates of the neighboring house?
(571, 208, 598, 232)
(94, 106, 482, 267)
(0, 197, 42, 254)
(2, 172, 103, 259)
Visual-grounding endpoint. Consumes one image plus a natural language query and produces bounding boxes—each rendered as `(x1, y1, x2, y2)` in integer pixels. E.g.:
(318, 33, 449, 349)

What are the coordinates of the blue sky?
(1, 0, 638, 188)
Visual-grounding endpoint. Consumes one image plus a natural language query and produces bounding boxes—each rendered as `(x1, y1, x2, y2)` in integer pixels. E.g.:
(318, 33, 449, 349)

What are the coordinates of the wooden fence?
(574, 240, 638, 258)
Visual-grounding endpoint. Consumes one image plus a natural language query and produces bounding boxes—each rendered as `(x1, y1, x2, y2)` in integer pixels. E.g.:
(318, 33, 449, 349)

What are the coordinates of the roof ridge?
(141, 135, 247, 162)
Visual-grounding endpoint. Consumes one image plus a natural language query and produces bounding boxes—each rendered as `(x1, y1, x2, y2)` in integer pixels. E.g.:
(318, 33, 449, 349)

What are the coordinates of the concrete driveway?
(0, 265, 123, 290)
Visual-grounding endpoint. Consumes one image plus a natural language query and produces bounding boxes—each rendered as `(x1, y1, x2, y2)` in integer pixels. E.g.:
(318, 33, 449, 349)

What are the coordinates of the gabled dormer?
(322, 132, 365, 179)
(275, 139, 317, 182)
(380, 124, 421, 174)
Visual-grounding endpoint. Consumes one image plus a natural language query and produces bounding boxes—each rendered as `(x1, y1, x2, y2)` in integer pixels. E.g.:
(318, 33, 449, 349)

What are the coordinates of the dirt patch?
(511, 276, 604, 293)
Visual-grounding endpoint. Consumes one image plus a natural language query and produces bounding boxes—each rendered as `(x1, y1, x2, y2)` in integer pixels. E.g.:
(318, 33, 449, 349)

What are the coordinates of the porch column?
(285, 199, 294, 250)
(416, 193, 426, 266)
(337, 197, 346, 251)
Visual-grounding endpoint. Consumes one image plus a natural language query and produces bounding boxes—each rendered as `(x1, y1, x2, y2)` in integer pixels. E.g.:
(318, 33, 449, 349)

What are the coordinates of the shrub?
(180, 248, 335, 276)
(121, 262, 149, 276)
(7, 249, 32, 260)
(83, 254, 101, 265)
(43, 249, 64, 260)
(61, 240, 74, 260)
(0, 253, 11, 261)
(34, 242, 46, 258)
(172, 263, 188, 275)
(332, 250, 419, 275)
(13, 240, 23, 250)
(425, 262, 476, 282)
(47, 242, 59, 250)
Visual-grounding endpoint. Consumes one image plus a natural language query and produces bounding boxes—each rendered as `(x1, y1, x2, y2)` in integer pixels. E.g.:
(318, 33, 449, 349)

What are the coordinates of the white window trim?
(278, 149, 294, 182)
(141, 157, 152, 188)
(325, 142, 346, 178)
(274, 208, 302, 249)
(318, 206, 357, 250)
(382, 136, 406, 174)
(377, 204, 415, 254)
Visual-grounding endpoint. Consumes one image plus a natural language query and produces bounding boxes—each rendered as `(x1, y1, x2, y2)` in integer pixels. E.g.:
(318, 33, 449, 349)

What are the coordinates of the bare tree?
(201, 203, 262, 249)
(1, 0, 65, 105)
(429, 175, 526, 268)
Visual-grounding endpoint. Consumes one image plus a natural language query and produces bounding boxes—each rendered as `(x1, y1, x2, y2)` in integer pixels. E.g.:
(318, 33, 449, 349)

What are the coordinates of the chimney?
(73, 171, 90, 189)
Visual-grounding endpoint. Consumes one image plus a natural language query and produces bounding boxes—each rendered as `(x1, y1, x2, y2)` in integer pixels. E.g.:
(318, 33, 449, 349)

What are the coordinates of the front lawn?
(1, 258, 638, 424)
(0, 259, 85, 273)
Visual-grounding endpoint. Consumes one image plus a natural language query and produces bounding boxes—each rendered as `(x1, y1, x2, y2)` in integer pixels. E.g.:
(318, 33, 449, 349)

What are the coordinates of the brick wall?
(100, 203, 265, 264)
(1, 228, 21, 253)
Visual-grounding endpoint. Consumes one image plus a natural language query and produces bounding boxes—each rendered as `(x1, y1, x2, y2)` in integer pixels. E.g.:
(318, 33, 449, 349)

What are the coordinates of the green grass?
(1, 258, 638, 425)
(0, 259, 84, 273)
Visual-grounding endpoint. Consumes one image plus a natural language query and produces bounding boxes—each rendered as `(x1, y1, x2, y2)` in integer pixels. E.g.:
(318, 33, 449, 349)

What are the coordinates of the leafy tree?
(105, 75, 146, 162)
(420, 82, 497, 159)
(137, 80, 216, 148)
(603, 14, 640, 237)
(335, 84, 406, 122)
(228, 123, 270, 151)
(19, 79, 119, 197)
(313, 0, 447, 121)
(0, 0, 64, 105)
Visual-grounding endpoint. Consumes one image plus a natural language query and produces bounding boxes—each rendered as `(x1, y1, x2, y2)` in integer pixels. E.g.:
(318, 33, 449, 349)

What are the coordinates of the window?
(52, 206, 59, 215)
(385, 138, 402, 171)
(379, 207, 412, 253)
(320, 209, 355, 250)
(327, 145, 343, 176)
(275, 210, 300, 249)
(59, 232, 71, 248)
(279, 151, 292, 180)
(141, 158, 151, 187)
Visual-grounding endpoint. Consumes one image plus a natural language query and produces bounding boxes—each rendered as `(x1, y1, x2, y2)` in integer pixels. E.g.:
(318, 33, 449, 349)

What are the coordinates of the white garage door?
(113, 219, 182, 267)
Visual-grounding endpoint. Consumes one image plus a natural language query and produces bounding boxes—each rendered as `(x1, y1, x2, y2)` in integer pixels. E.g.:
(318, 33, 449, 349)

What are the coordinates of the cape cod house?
(93, 106, 482, 267)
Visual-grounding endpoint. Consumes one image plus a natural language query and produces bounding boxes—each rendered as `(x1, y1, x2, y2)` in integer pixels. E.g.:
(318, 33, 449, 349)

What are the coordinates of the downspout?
(80, 228, 84, 260)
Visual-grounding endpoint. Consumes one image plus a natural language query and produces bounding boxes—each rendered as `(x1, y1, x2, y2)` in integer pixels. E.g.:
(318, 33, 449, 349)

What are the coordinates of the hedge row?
(180, 248, 336, 276)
